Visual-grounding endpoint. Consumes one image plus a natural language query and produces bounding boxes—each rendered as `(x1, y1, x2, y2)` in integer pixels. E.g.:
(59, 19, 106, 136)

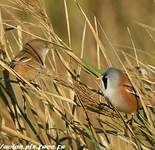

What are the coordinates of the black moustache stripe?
(102, 75, 107, 89)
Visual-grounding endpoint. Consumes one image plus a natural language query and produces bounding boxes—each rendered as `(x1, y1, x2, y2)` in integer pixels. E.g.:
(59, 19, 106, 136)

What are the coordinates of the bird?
(100, 67, 155, 114)
(10, 39, 50, 81)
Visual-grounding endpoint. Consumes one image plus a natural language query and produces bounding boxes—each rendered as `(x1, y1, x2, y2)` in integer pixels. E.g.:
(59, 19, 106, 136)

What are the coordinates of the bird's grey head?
(101, 67, 121, 90)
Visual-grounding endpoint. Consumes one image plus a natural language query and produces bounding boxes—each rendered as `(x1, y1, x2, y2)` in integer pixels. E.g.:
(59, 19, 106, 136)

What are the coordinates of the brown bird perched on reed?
(10, 39, 50, 81)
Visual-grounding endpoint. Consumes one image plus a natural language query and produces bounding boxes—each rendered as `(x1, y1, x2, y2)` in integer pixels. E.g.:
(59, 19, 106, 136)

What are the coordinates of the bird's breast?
(103, 88, 138, 114)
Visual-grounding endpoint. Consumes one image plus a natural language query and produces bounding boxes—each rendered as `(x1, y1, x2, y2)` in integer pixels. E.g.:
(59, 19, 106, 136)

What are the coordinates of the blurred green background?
(44, 0, 155, 69)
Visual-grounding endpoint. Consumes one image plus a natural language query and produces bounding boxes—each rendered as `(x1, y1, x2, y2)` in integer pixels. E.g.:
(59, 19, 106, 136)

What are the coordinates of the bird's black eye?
(102, 75, 108, 89)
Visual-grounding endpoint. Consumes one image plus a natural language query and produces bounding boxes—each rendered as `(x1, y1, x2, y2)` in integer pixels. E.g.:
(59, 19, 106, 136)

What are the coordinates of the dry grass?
(0, 0, 154, 150)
